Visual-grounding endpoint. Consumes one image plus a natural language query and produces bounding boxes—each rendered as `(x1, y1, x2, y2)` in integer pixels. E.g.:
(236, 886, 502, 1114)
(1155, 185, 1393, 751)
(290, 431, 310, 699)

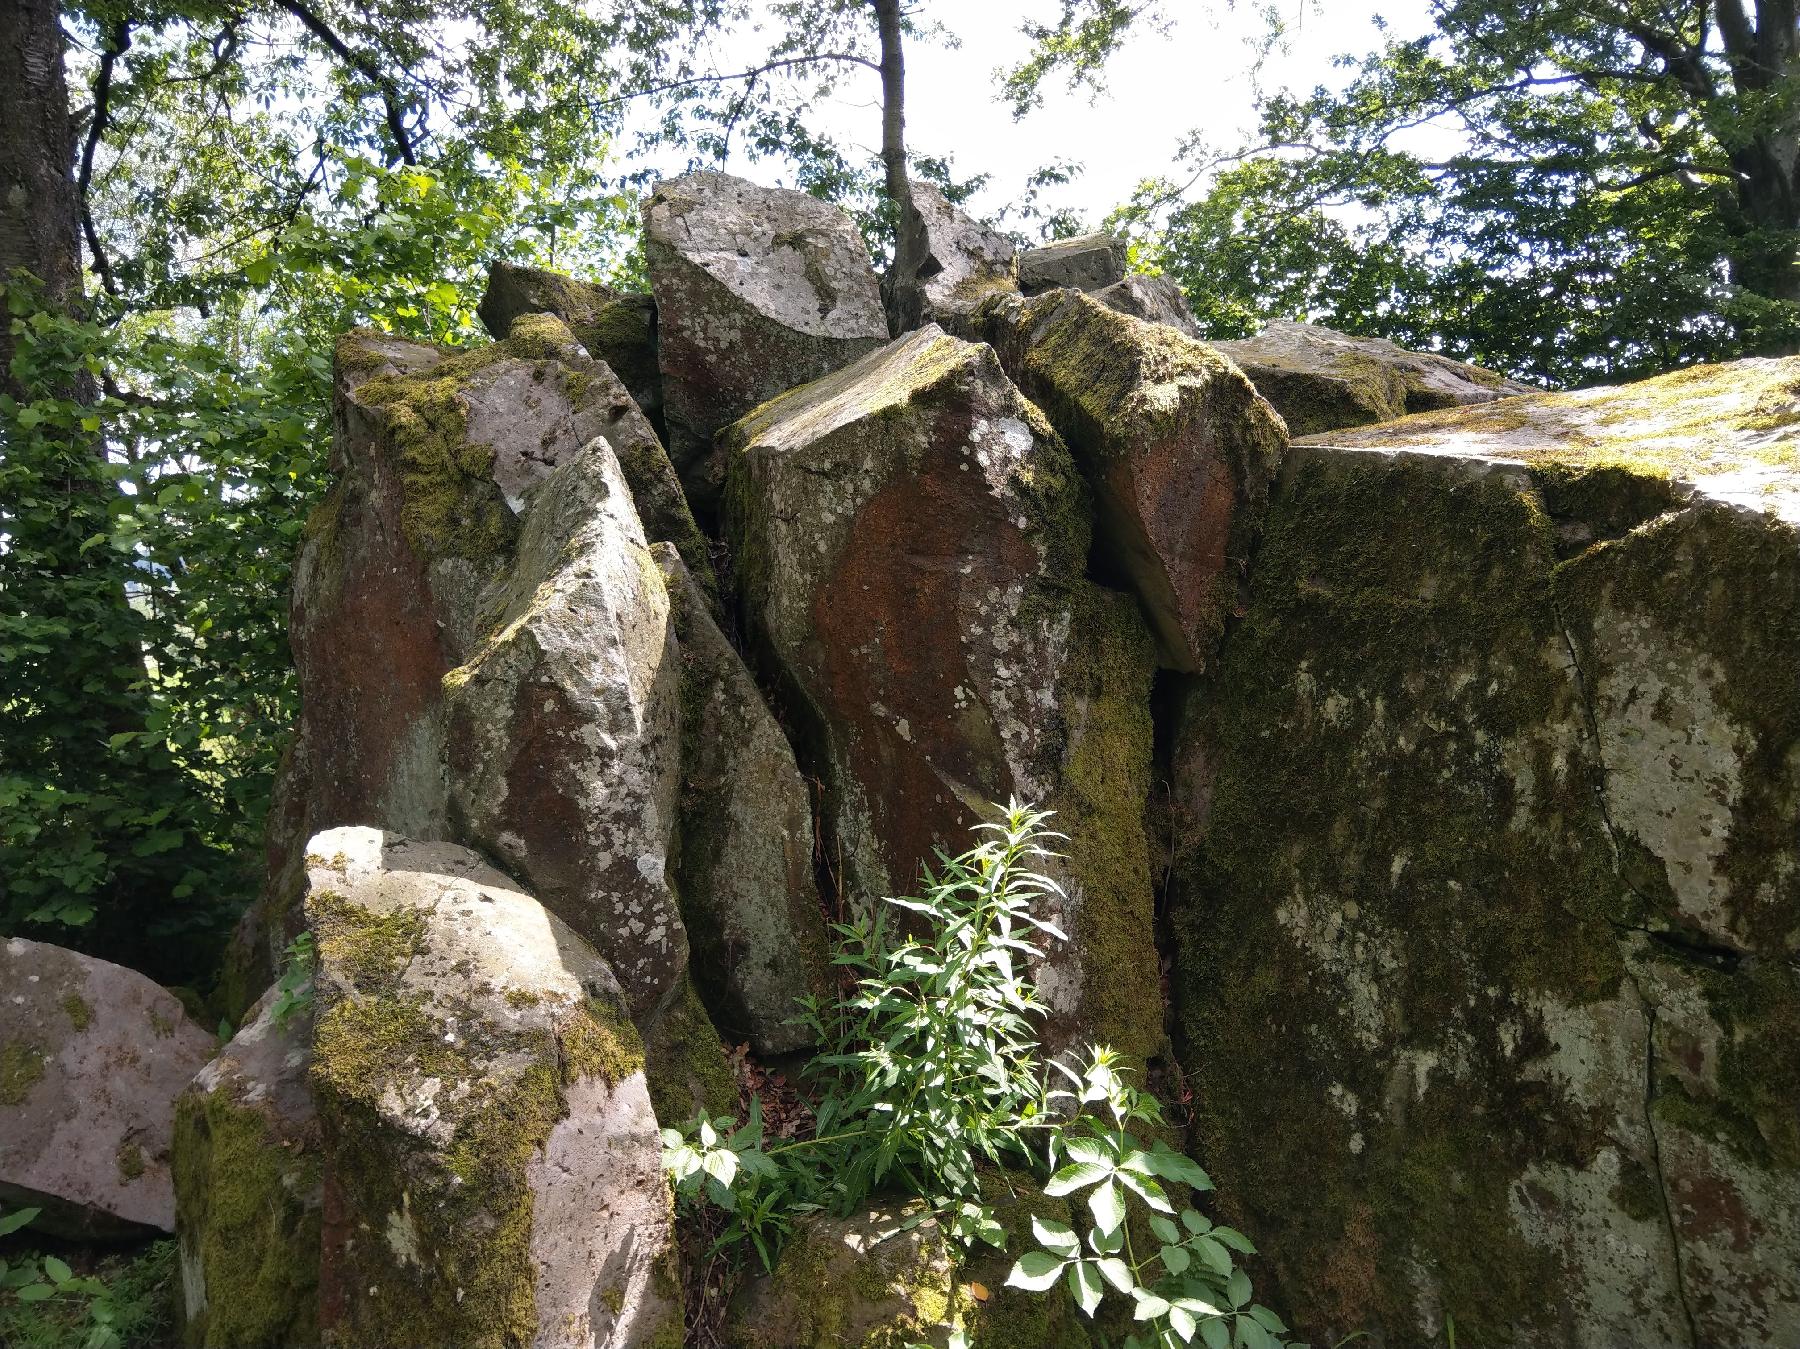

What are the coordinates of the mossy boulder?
(174, 986, 322, 1347)
(644, 170, 888, 514)
(443, 443, 687, 1018)
(1214, 318, 1533, 436)
(0, 938, 213, 1237)
(728, 1202, 969, 1348)
(302, 827, 679, 1348)
(1170, 368, 1800, 1346)
(723, 325, 1161, 1059)
(1016, 233, 1127, 295)
(965, 288, 1287, 672)
(885, 179, 1017, 333)
(653, 543, 830, 1054)
(476, 261, 664, 435)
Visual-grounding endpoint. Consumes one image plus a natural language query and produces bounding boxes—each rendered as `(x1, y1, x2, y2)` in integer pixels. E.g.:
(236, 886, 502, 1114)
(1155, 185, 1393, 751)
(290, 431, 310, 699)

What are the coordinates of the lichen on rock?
(723, 324, 1162, 1059)
(301, 827, 679, 1348)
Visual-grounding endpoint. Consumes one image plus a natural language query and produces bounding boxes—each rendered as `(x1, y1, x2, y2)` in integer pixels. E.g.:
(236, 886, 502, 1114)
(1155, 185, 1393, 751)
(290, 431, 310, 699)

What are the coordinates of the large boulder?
(302, 827, 680, 1347)
(1212, 318, 1533, 437)
(643, 171, 888, 512)
(174, 987, 322, 1348)
(965, 288, 1287, 672)
(1017, 232, 1127, 294)
(1090, 272, 1199, 336)
(654, 543, 830, 1054)
(885, 180, 1017, 333)
(0, 939, 213, 1237)
(476, 261, 663, 436)
(723, 325, 1162, 1059)
(1170, 356, 1800, 1346)
(444, 443, 687, 1018)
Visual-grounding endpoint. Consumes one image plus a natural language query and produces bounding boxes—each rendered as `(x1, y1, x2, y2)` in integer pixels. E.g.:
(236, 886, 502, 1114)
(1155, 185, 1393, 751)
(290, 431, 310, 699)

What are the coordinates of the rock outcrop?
(302, 827, 679, 1347)
(966, 288, 1287, 671)
(654, 544, 830, 1055)
(1091, 272, 1199, 335)
(444, 444, 686, 1017)
(1017, 232, 1127, 294)
(884, 180, 1017, 333)
(1170, 357, 1800, 1347)
(0, 939, 212, 1237)
(1213, 318, 1533, 436)
(175, 987, 322, 1347)
(644, 171, 889, 512)
(476, 261, 663, 435)
(724, 324, 1161, 1058)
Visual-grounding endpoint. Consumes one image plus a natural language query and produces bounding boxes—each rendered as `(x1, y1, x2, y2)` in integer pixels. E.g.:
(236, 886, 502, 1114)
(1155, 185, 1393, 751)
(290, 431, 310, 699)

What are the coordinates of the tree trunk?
(1720, 1, 1800, 308)
(871, 0, 930, 335)
(0, 0, 89, 399)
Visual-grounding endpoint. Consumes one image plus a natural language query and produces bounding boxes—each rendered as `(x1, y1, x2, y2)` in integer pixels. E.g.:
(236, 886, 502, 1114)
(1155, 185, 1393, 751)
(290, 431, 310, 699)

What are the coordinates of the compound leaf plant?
(662, 801, 1294, 1348)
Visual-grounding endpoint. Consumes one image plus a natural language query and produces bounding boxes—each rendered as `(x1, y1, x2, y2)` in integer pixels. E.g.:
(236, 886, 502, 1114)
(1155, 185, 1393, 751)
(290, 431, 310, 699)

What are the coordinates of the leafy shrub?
(662, 801, 1292, 1348)
(0, 1206, 174, 1349)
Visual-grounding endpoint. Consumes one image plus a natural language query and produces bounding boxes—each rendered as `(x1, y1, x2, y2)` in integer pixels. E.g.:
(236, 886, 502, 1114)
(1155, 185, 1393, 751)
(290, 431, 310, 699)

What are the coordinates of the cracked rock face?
(445, 445, 686, 1018)
(1171, 362, 1800, 1346)
(653, 544, 830, 1055)
(0, 939, 213, 1238)
(644, 170, 888, 511)
(723, 325, 1162, 1058)
(301, 827, 678, 1348)
(967, 288, 1287, 672)
(1213, 318, 1535, 437)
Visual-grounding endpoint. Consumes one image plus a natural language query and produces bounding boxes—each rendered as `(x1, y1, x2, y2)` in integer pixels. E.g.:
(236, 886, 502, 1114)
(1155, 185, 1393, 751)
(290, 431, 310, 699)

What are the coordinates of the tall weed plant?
(662, 802, 1294, 1349)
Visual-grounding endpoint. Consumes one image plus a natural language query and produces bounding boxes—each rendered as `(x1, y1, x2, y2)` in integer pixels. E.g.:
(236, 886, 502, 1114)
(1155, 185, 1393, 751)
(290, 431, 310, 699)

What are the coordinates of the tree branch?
(77, 17, 129, 297)
(586, 52, 882, 111)
(273, 0, 419, 165)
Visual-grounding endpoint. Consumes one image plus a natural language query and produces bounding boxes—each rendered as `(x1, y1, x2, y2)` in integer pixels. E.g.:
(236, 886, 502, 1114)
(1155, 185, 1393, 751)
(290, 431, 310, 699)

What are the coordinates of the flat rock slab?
(724, 325, 1162, 1058)
(1301, 353, 1800, 524)
(968, 288, 1286, 672)
(303, 827, 679, 1348)
(0, 938, 212, 1237)
(644, 170, 887, 509)
(1215, 318, 1533, 436)
(1017, 232, 1127, 294)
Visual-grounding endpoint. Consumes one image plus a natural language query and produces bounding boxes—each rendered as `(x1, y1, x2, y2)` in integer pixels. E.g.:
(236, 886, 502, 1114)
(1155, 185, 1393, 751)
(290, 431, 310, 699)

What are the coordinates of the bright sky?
(658, 1, 1440, 232)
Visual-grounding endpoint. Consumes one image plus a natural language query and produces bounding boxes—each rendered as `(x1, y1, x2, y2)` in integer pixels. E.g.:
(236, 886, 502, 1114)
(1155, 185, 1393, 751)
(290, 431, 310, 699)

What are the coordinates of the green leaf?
(0, 1207, 39, 1236)
(1132, 1289, 1172, 1320)
(1160, 1243, 1190, 1274)
(42, 1255, 72, 1283)
(1095, 1256, 1133, 1294)
(1067, 1259, 1104, 1316)
(17, 1282, 55, 1302)
(1031, 1216, 1080, 1257)
(1226, 1267, 1252, 1309)
(1149, 1214, 1181, 1245)
(1088, 1179, 1126, 1235)
(1168, 1304, 1197, 1340)
(1200, 1319, 1231, 1349)
(1237, 1317, 1278, 1349)
(1005, 1251, 1066, 1292)
(1044, 1159, 1112, 1197)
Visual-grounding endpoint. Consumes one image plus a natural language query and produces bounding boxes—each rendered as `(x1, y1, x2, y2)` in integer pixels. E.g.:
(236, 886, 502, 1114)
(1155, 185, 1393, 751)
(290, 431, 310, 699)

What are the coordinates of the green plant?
(0, 1206, 173, 1349)
(269, 932, 317, 1028)
(661, 802, 1292, 1346)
